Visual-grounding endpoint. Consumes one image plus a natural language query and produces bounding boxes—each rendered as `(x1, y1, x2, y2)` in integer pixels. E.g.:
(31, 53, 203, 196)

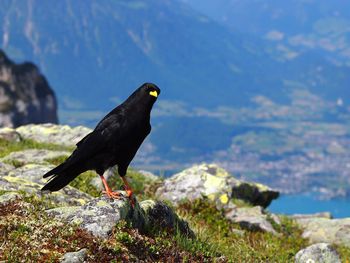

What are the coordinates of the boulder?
(2, 164, 92, 206)
(0, 161, 15, 175)
(15, 123, 91, 147)
(225, 206, 278, 235)
(47, 195, 194, 239)
(295, 243, 341, 263)
(296, 217, 350, 247)
(156, 163, 279, 208)
(0, 127, 21, 142)
(47, 195, 140, 238)
(1, 149, 69, 166)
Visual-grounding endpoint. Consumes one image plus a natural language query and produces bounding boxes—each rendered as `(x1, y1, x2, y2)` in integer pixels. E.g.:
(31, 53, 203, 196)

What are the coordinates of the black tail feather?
(43, 162, 66, 178)
(41, 172, 79, 192)
(42, 164, 87, 192)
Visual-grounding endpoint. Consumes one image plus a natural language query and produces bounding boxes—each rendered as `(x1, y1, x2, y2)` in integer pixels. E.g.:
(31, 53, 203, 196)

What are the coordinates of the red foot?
(102, 190, 121, 199)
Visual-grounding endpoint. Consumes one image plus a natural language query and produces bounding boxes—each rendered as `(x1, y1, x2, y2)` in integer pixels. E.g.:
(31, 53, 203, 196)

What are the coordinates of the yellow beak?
(149, 90, 158, 98)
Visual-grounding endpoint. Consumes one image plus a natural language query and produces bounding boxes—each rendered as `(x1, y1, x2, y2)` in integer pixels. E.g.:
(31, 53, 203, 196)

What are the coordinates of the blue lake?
(268, 193, 350, 218)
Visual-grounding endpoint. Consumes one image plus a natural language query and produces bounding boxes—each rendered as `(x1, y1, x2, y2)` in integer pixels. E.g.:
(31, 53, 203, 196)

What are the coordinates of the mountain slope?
(0, 0, 282, 109)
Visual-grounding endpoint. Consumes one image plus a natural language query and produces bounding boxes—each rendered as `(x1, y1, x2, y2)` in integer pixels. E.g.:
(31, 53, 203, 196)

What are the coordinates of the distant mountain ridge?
(0, 50, 57, 127)
(2, 0, 349, 111)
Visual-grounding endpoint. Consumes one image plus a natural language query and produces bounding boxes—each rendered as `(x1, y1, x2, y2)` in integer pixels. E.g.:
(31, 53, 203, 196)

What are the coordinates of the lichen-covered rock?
(0, 161, 15, 175)
(0, 127, 21, 142)
(2, 164, 92, 206)
(47, 194, 145, 238)
(47, 195, 195, 240)
(225, 206, 278, 235)
(140, 200, 195, 238)
(1, 149, 69, 166)
(156, 163, 279, 208)
(16, 123, 92, 147)
(60, 248, 88, 263)
(296, 217, 350, 247)
(295, 243, 341, 263)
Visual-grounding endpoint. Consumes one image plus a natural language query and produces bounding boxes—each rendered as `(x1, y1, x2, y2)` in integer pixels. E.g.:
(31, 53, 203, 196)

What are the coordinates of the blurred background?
(1, 0, 350, 217)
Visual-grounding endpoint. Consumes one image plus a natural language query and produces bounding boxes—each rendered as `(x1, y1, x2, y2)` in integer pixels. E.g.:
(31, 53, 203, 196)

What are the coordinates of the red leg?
(100, 175, 121, 199)
(121, 177, 135, 207)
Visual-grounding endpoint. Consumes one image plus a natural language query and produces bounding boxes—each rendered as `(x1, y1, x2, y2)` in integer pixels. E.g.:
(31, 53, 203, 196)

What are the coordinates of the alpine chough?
(42, 83, 160, 205)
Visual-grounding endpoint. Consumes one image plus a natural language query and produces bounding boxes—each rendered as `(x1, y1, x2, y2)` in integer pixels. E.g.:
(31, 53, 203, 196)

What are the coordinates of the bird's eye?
(149, 90, 158, 97)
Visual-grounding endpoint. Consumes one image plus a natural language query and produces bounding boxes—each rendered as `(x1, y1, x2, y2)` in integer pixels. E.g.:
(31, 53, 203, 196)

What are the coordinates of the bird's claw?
(102, 190, 121, 199)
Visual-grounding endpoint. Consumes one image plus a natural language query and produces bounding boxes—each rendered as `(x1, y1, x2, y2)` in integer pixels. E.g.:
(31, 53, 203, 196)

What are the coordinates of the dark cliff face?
(0, 50, 58, 127)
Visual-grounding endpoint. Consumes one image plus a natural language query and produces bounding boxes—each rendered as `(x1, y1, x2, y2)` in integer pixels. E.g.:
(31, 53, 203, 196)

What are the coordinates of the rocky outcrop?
(1, 149, 69, 165)
(156, 163, 280, 234)
(47, 195, 194, 239)
(225, 206, 279, 235)
(0, 50, 58, 127)
(0, 123, 92, 147)
(0, 162, 92, 206)
(295, 243, 341, 263)
(156, 163, 279, 209)
(295, 217, 350, 247)
(15, 124, 92, 146)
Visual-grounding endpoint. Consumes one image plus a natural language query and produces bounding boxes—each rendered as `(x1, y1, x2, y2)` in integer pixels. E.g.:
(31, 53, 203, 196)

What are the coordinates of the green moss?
(336, 245, 350, 260)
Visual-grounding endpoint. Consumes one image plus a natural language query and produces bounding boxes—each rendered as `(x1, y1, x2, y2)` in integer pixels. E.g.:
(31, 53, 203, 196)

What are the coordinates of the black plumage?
(42, 83, 160, 201)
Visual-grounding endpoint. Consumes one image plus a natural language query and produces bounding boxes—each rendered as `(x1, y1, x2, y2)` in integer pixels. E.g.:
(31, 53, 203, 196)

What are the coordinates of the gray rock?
(47, 195, 195, 240)
(0, 161, 15, 175)
(47, 194, 145, 238)
(1, 164, 92, 206)
(225, 206, 278, 235)
(60, 248, 88, 263)
(296, 217, 350, 247)
(0, 192, 20, 205)
(295, 243, 341, 263)
(16, 123, 91, 147)
(156, 163, 279, 209)
(0, 127, 21, 142)
(1, 149, 69, 166)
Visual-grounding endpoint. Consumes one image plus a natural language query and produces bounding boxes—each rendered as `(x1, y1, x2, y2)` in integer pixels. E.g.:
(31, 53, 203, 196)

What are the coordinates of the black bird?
(42, 83, 160, 204)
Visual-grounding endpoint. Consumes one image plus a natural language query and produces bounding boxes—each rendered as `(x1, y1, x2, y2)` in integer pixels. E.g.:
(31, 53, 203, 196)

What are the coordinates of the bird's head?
(138, 83, 161, 105)
(125, 83, 161, 110)
(142, 83, 161, 100)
